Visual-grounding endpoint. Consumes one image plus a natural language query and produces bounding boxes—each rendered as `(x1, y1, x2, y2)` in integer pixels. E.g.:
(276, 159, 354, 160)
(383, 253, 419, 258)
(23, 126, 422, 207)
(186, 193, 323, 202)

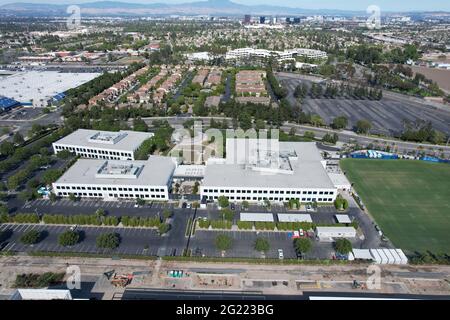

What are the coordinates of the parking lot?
(0, 223, 184, 257)
(278, 74, 450, 136)
(0, 107, 43, 121)
(21, 198, 178, 217)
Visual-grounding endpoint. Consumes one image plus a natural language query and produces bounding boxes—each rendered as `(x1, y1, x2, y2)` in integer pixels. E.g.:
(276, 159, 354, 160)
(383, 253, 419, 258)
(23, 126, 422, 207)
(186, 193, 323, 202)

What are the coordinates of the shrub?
(96, 233, 120, 249)
(254, 238, 270, 252)
(210, 220, 232, 229)
(158, 223, 171, 235)
(198, 219, 211, 229)
(58, 230, 80, 247)
(14, 272, 65, 288)
(215, 234, 232, 251)
(20, 230, 41, 245)
(237, 221, 253, 230)
(221, 208, 235, 221)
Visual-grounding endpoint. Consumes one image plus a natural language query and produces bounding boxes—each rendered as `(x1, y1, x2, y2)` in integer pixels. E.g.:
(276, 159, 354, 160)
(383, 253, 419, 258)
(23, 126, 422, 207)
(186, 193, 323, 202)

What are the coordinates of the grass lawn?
(340, 159, 450, 254)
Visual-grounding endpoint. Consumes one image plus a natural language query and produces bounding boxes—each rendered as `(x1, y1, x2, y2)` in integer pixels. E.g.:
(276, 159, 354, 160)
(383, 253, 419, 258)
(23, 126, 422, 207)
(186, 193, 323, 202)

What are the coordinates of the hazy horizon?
(0, 0, 450, 12)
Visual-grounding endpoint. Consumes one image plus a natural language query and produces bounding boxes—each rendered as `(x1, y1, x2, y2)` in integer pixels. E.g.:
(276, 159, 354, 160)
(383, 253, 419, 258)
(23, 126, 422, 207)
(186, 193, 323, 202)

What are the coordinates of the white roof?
(316, 226, 356, 236)
(12, 289, 72, 300)
(203, 141, 335, 189)
(0, 71, 100, 105)
(53, 129, 153, 152)
(240, 212, 274, 222)
(335, 214, 352, 224)
(352, 249, 374, 260)
(54, 157, 175, 187)
(173, 165, 205, 178)
(277, 213, 312, 223)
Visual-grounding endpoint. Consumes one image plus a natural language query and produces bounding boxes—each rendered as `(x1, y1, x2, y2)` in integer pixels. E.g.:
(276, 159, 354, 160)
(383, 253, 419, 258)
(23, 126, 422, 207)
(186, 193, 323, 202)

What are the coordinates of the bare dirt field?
(411, 66, 450, 93)
(1, 255, 450, 299)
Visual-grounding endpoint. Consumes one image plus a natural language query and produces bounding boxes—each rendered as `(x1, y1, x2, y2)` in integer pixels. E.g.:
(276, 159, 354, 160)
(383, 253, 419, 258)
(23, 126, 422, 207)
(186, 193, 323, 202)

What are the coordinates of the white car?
(69, 225, 77, 231)
(278, 249, 284, 260)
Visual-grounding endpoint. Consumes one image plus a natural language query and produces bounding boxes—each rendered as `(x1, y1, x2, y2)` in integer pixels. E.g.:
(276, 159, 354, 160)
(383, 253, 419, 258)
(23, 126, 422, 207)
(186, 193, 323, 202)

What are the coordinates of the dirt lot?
(411, 66, 450, 93)
(1, 255, 449, 299)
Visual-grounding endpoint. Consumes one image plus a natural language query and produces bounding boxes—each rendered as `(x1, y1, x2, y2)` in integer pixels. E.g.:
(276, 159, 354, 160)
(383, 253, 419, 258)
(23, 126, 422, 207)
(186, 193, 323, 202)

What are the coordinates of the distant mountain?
(0, 0, 367, 17)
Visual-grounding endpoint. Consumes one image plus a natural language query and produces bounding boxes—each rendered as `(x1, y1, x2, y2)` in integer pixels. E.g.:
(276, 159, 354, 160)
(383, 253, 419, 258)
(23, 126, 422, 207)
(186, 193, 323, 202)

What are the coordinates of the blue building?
(0, 96, 21, 112)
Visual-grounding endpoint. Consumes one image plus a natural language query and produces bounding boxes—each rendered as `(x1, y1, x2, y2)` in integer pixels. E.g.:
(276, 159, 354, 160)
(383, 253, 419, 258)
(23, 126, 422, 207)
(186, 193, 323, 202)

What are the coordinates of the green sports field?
(340, 159, 450, 254)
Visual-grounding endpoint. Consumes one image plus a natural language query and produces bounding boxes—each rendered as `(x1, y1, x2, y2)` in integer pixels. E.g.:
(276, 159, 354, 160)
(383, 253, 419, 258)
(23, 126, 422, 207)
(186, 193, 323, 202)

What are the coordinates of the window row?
(55, 185, 165, 193)
(202, 189, 334, 195)
(58, 192, 165, 199)
(55, 145, 132, 158)
(207, 196, 334, 202)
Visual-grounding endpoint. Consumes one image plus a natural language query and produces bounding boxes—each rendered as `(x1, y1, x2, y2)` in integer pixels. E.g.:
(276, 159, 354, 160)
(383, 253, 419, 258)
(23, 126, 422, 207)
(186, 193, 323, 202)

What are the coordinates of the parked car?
(69, 225, 77, 231)
(278, 249, 284, 260)
(230, 203, 235, 211)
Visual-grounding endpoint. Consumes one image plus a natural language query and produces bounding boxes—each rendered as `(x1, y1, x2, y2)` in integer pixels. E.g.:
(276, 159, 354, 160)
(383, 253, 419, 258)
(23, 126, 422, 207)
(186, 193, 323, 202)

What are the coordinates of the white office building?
(52, 129, 154, 161)
(52, 157, 176, 201)
(225, 47, 327, 61)
(200, 140, 337, 204)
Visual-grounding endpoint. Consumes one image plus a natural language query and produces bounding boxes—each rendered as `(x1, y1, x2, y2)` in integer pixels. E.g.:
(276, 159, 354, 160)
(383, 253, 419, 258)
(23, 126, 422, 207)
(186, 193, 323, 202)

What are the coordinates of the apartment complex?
(226, 47, 327, 61)
(52, 129, 154, 161)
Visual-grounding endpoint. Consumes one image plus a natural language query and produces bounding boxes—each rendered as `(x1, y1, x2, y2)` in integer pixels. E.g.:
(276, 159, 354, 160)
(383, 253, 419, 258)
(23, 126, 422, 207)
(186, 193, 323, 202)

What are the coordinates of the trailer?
(383, 249, 396, 264)
(369, 249, 383, 264)
(395, 249, 409, 265)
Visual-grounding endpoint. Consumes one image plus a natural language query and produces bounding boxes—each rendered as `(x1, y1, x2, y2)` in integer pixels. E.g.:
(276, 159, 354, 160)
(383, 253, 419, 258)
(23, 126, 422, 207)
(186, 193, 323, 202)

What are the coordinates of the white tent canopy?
(240, 212, 274, 222)
(277, 213, 312, 223)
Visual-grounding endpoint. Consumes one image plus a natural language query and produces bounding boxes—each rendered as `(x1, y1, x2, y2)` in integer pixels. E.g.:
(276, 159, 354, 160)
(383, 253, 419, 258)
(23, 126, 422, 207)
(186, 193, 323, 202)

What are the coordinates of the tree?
(96, 232, 120, 249)
(218, 196, 229, 208)
(0, 141, 15, 156)
(136, 198, 145, 206)
(163, 209, 173, 220)
(215, 234, 232, 251)
(294, 238, 312, 257)
(332, 116, 348, 130)
(95, 208, 106, 218)
(133, 117, 149, 132)
(221, 208, 235, 221)
(242, 201, 249, 210)
(39, 169, 61, 185)
(58, 230, 80, 246)
(13, 132, 25, 145)
(68, 193, 78, 202)
(335, 238, 352, 254)
(20, 230, 41, 245)
(158, 223, 171, 235)
(254, 237, 270, 252)
(355, 119, 372, 134)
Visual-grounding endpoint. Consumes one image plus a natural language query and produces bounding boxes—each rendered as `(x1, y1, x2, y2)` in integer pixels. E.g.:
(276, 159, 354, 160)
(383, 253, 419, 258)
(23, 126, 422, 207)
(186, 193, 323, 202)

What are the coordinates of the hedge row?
(121, 216, 161, 228)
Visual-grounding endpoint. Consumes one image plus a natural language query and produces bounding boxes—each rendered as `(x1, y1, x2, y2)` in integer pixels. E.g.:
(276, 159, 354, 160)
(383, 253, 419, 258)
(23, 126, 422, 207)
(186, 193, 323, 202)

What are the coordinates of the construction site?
(0, 255, 449, 300)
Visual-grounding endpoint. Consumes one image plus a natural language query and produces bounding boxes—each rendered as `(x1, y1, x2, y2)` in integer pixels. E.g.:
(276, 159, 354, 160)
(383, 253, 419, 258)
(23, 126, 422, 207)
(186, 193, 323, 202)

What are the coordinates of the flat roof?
(352, 249, 374, 260)
(54, 157, 175, 187)
(203, 141, 335, 189)
(0, 71, 100, 105)
(240, 212, 274, 222)
(316, 226, 356, 233)
(54, 129, 153, 152)
(335, 215, 352, 224)
(173, 165, 205, 178)
(277, 213, 312, 223)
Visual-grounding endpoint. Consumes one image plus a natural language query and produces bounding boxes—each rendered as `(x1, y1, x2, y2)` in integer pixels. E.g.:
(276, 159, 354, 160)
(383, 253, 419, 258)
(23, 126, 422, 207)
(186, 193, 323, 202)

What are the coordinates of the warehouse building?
(200, 139, 337, 204)
(0, 96, 21, 112)
(52, 129, 154, 161)
(52, 157, 176, 201)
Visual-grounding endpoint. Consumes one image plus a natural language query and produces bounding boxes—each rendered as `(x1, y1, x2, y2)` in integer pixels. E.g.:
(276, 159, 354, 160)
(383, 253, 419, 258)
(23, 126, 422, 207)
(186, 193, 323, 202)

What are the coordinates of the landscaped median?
(0, 213, 171, 233)
(194, 219, 358, 233)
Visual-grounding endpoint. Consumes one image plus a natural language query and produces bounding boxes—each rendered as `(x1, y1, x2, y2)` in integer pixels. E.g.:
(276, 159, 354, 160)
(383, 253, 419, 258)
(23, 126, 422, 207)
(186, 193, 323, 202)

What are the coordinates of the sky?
(0, 0, 449, 12)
